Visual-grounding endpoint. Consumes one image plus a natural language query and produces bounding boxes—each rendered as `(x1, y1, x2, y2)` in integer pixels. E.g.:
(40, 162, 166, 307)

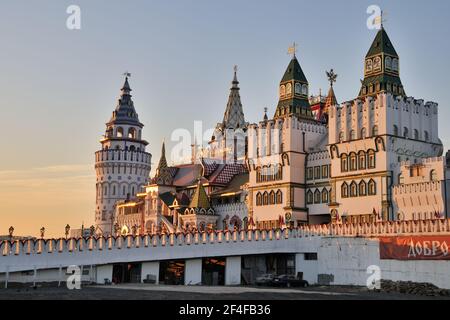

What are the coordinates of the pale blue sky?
(0, 0, 449, 236)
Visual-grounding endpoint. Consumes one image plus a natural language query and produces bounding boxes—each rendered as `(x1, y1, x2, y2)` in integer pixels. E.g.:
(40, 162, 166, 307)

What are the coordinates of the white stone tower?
(94, 76, 152, 235)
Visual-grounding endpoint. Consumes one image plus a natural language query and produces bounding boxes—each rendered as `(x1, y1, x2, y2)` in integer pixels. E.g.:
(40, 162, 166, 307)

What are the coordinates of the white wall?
(185, 259, 202, 285)
(225, 256, 241, 285)
(318, 237, 450, 289)
(96, 265, 113, 284)
(141, 262, 159, 284)
(295, 253, 318, 285)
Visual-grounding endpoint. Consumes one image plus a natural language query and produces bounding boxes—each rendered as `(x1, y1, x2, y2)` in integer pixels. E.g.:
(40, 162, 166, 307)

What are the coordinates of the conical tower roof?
(156, 141, 168, 174)
(189, 180, 211, 209)
(366, 27, 398, 58)
(325, 86, 338, 108)
(222, 67, 246, 130)
(108, 76, 143, 127)
(281, 56, 308, 83)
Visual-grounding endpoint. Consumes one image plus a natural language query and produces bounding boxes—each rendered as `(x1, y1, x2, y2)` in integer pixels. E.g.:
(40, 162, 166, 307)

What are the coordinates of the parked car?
(255, 274, 276, 286)
(271, 274, 309, 288)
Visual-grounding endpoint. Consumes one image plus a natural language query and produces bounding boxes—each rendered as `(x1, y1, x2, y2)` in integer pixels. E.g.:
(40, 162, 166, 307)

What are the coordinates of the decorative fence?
(1, 219, 449, 258)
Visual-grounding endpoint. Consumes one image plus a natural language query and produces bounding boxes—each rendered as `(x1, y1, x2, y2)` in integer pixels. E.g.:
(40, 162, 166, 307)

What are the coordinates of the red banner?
(380, 236, 450, 260)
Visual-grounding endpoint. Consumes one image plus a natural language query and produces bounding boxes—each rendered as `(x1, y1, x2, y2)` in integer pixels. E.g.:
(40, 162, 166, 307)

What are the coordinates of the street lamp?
(65, 224, 71, 239)
(8, 226, 14, 239)
(90, 225, 95, 237)
(40, 227, 45, 239)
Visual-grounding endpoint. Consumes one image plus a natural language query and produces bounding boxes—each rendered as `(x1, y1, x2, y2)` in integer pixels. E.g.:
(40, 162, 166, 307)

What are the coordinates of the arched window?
(372, 126, 379, 136)
(339, 131, 345, 142)
(341, 183, 349, 198)
(368, 150, 376, 169)
(341, 154, 348, 172)
(295, 83, 302, 95)
(128, 127, 136, 139)
(424, 131, 429, 142)
(350, 130, 356, 141)
(307, 190, 314, 204)
(322, 189, 329, 203)
(302, 84, 308, 95)
(314, 190, 321, 204)
(256, 193, 262, 206)
(104, 185, 108, 196)
(117, 127, 124, 138)
(392, 58, 399, 71)
(398, 173, 404, 184)
(373, 57, 382, 71)
(430, 170, 438, 182)
(359, 181, 367, 196)
(385, 56, 392, 70)
(365, 59, 373, 73)
(276, 190, 283, 204)
(269, 191, 276, 205)
(414, 129, 419, 140)
(361, 128, 367, 139)
(350, 182, 358, 197)
(349, 153, 357, 171)
(286, 83, 292, 96)
(368, 179, 377, 195)
(263, 192, 269, 206)
(393, 125, 399, 136)
(403, 127, 409, 138)
(279, 85, 286, 97)
(358, 151, 366, 170)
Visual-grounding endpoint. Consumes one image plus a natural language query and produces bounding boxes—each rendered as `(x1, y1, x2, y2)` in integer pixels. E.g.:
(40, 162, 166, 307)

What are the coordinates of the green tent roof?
(366, 27, 398, 57)
(281, 56, 308, 83)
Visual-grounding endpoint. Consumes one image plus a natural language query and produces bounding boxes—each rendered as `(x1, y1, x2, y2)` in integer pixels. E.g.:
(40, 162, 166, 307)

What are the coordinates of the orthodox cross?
(326, 69, 338, 87)
(287, 42, 298, 58)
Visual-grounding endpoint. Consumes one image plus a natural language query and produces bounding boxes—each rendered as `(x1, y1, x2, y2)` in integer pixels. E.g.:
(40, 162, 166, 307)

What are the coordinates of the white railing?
(2, 219, 450, 259)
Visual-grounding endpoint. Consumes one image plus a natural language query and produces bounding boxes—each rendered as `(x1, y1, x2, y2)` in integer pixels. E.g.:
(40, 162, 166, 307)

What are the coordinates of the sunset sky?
(1, 0, 450, 237)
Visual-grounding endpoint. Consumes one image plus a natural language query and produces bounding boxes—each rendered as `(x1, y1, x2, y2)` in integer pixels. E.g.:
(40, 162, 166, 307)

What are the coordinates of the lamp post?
(65, 224, 70, 239)
(114, 223, 120, 237)
(8, 226, 14, 240)
(90, 225, 95, 237)
(40, 227, 45, 239)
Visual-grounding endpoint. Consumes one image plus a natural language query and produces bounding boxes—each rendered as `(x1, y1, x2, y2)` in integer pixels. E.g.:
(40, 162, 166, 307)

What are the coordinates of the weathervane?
(326, 69, 338, 87)
(123, 71, 131, 78)
(375, 10, 387, 29)
(287, 42, 298, 58)
(234, 65, 238, 73)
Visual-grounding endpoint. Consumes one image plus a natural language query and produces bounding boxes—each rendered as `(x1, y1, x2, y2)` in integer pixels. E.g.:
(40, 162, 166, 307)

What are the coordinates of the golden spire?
(287, 42, 298, 58)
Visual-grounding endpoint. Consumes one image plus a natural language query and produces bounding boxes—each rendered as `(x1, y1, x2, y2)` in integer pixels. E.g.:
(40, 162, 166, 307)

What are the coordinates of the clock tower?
(359, 26, 405, 98)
